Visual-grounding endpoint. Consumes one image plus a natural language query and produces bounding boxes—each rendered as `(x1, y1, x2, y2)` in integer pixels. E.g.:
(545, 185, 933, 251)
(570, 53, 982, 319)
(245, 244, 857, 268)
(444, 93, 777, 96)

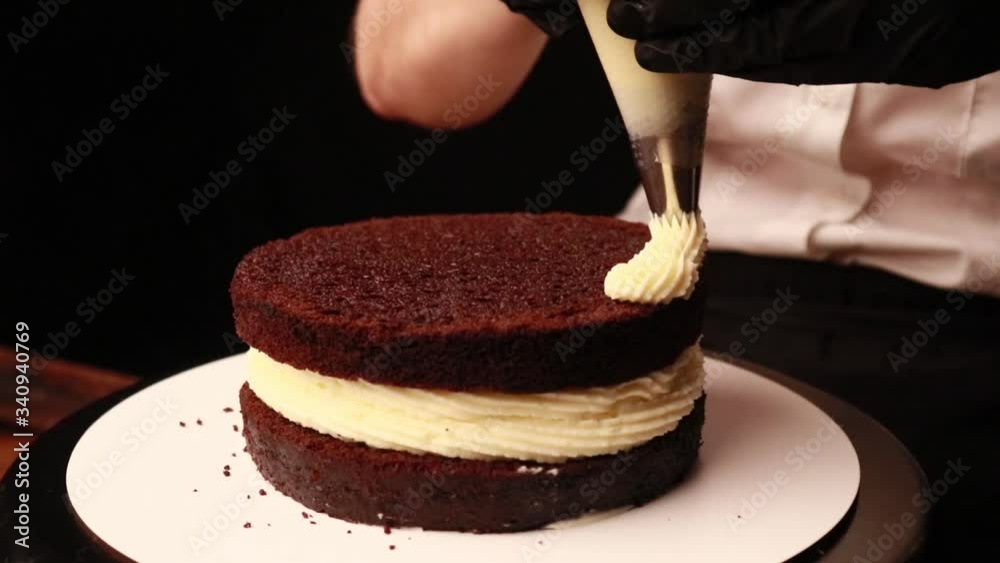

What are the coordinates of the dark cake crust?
(231, 213, 705, 393)
(240, 384, 705, 533)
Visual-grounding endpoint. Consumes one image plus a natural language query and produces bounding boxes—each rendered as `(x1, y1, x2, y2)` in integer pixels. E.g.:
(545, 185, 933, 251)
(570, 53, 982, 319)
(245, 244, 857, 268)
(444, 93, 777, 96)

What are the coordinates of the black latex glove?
(500, 0, 584, 37)
(503, 0, 1000, 88)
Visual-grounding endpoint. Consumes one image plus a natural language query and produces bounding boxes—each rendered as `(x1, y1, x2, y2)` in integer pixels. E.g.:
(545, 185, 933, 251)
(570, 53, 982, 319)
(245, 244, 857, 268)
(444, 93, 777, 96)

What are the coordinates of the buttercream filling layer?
(245, 345, 705, 463)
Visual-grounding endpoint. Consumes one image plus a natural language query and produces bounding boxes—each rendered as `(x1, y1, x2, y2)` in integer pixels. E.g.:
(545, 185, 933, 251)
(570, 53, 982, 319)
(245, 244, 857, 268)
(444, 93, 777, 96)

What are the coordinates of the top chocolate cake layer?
(230, 212, 704, 393)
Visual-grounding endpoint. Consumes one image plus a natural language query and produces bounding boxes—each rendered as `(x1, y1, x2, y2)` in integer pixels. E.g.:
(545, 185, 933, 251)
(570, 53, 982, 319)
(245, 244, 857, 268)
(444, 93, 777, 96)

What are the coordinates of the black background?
(1, 0, 634, 377)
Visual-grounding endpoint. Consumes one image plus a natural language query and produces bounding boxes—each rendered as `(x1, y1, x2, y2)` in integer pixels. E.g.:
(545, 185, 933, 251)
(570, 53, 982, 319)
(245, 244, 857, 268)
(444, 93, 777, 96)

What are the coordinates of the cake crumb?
(243, 522, 252, 529)
(389, 545, 396, 551)
(223, 407, 234, 413)
(310, 521, 317, 525)
(383, 525, 392, 535)
(179, 421, 187, 427)
(193, 489, 198, 493)
(302, 512, 311, 519)
(259, 489, 267, 496)
(233, 424, 239, 432)
(196, 419, 203, 426)
(231, 453, 237, 457)
(347, 530, 352, 534)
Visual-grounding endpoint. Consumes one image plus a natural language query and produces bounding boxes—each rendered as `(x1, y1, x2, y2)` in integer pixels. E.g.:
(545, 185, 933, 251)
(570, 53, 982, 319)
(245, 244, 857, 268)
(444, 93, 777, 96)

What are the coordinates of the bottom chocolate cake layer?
(240, 383, 706, 533)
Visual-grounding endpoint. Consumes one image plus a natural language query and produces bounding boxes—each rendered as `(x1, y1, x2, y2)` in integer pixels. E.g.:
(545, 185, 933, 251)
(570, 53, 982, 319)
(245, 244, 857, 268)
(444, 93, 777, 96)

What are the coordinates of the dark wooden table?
(0, 348, 137, 474)
(0, 352, 927, 563)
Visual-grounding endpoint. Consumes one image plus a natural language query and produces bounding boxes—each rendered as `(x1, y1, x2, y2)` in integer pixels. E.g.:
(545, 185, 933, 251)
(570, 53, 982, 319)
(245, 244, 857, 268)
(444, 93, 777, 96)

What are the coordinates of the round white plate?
(67, 354, 859, 563)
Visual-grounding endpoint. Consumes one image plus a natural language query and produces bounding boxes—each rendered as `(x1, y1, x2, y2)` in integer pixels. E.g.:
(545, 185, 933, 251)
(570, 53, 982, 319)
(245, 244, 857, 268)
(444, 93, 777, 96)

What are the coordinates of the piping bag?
(578, 0, 712, 220)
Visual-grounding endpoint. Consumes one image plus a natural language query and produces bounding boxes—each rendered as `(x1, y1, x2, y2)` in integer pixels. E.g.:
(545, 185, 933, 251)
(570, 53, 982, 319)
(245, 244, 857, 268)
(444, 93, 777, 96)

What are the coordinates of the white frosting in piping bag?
(579, 0, 711, 304)
(577, 0, 712, 142)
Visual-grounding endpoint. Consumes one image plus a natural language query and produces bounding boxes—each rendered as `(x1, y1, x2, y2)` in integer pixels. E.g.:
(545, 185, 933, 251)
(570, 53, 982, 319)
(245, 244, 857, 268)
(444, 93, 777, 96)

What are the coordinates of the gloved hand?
(503, 0, 1000, 88)
(499, 0, 731, 37)
(500, 0, 584, 37)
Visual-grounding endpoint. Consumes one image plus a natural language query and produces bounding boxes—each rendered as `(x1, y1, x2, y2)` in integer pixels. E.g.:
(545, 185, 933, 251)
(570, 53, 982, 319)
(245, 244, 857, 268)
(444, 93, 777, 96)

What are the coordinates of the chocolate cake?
(231, 212, 708, 533)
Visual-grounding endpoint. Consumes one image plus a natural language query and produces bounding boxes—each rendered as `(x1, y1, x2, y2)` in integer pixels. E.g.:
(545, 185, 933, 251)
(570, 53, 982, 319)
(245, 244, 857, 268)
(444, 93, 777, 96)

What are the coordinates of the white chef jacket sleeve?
(618, 74, 1000, 298)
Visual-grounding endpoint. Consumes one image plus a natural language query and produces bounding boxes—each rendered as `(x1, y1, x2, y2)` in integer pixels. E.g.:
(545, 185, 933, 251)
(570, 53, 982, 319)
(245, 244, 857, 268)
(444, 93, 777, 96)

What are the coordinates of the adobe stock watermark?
(886, 254, 1000, 373)
(508, 114, 628, 237)
(26, 268, 137, 377)
(704, 287, 799, 391)
(222, 331, 247, 355)
(877, 0, 930, 40)
(7, 0, 72, 54)
(652, 0, 750, 71)
(537, 0, 581, 36)
(67, 396, 179, 504)
(714, 85, 835, 203)
(846, 124, 961, 241)
(555, 267, 797, 372)
(188, 472, 270, 555)
(178, 106, 296, 223)
(51, 64, 170, 183)
(341, 0, 404, 63)
(521, 450, 637, 562)
(524, 115, 627, 216)
(359, 303, 459, 375)
(213, 0, 245, 22)
(553, 321, 605, 362)
(383, 411, 576, 533)
(852, 459, 969, 562)
(383, 75, 500, 192)
(384, 460, 459, 524)
(727, 418, 841, 531)
(736, 287, 799, 345)
(384, 409, 516, 526)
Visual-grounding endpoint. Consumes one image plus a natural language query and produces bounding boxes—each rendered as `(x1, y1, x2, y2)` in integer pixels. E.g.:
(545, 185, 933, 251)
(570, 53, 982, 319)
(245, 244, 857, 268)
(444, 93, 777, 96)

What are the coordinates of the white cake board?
(66, 354, 859, 563)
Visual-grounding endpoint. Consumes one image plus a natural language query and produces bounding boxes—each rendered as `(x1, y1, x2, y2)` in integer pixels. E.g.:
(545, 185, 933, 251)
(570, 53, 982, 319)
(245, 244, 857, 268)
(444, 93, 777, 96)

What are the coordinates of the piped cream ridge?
(604, 213, 707, 304)
(246, 345, 705, 463)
